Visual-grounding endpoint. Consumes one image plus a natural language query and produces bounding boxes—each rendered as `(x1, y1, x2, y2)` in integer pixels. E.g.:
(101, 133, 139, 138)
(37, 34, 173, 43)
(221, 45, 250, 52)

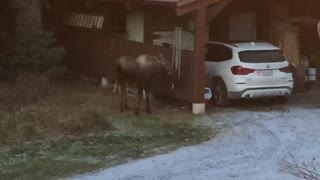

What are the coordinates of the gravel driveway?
(75, 99, 320, 180)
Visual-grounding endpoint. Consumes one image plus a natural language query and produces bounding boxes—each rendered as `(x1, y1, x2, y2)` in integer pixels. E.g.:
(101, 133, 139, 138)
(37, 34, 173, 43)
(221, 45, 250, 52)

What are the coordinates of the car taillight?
(279, 65, 293, 73)
(231, 66, 255, 75)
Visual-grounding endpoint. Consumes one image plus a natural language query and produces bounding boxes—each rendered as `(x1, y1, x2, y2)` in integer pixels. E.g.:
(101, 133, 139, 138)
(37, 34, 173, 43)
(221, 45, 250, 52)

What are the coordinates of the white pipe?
(177, 28, 182, 79)
(172, 28, 177, 68)
(318, 21, 320, 39)
(174, 27, 179, 71)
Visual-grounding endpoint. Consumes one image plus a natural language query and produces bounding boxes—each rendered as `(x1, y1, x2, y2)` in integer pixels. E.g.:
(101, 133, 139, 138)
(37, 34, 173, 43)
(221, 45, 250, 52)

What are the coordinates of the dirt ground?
(104, 88, 192, 122)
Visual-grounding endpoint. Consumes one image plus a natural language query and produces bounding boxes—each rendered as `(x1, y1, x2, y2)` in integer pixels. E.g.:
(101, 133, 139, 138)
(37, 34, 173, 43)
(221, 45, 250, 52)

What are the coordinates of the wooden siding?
(62, 27, 195, 102)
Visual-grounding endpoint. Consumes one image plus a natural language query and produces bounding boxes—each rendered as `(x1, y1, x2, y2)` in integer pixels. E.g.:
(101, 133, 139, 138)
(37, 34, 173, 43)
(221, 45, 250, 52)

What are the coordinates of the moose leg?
(124, 82, 129, 110)
(145, 88, 152, 114)
(112, 81, 118, 93)
(117, 66, 125, 112)
(119, 82, 125, 112)
(135, 87, 143, 116)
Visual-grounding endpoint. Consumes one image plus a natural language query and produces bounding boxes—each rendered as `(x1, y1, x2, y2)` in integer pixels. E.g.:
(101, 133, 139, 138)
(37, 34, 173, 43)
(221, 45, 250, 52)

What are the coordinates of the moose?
(116, 54, 174, 115)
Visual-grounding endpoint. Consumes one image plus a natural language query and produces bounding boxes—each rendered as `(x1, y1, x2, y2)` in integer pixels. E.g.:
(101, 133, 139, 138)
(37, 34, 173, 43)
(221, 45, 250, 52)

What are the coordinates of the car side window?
(206, 44, 233, 62)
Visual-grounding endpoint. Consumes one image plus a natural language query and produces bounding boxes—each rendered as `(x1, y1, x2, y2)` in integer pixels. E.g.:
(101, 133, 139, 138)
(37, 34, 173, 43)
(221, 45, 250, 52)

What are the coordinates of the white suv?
(205, 41, 294, 106)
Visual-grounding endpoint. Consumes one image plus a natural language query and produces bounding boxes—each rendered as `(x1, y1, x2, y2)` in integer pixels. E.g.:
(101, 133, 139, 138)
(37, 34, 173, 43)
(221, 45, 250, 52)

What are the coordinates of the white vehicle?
(205, 41, 294, 106)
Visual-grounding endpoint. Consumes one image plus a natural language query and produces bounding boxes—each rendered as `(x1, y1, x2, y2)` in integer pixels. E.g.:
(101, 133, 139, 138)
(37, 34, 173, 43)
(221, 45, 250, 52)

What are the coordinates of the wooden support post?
(144, 8, 154, 45)
(192, 7, 207, 114)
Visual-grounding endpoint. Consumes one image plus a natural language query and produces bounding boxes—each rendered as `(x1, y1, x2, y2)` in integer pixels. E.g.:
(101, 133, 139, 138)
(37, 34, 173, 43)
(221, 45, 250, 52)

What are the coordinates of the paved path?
(75, 103, 320, 180)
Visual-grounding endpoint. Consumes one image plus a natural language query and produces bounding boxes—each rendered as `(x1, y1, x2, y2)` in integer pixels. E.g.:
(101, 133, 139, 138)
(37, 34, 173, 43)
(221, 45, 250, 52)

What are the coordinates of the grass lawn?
(0, 73, 214, 180)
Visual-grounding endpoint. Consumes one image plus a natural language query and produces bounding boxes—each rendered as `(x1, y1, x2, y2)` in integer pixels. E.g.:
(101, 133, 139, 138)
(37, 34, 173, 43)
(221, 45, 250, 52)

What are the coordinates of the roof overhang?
(96, 0, 224, 16)
(145, 0, 196, 7)
(146, 0, 223, 16)
(175, 0, 222, 16)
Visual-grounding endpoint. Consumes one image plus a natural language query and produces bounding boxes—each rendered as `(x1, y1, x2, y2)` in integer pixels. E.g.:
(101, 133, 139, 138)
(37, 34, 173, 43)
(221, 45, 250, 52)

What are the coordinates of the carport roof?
(146, 0, 197, 7)
(98, 0, 224, 15)
(148, 0, 224, 15)
(147, 0, 223, 7)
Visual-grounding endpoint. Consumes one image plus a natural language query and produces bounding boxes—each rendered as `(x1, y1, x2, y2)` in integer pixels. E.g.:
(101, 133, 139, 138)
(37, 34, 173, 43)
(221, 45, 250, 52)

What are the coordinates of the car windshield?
(238, 50, 286, 63)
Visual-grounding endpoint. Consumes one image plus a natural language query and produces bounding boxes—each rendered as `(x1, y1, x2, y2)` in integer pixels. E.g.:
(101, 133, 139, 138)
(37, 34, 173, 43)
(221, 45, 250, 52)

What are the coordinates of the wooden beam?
(193, 7, 207, 103)
(286, 17, 319, 25)
(144, 9, 154, 45)
(176, 0, 222, 16)
(207, 0, 235, 23)
(176, 0, 197, 7)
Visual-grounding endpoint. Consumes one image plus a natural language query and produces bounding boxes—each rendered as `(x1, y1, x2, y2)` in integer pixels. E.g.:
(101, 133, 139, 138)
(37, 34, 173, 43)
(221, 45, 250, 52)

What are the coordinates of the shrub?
(10, 28, 65, 73)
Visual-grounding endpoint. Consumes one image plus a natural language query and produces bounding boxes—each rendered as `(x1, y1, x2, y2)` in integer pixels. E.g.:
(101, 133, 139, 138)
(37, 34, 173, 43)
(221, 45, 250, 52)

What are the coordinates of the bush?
(10, 28, 65, 73)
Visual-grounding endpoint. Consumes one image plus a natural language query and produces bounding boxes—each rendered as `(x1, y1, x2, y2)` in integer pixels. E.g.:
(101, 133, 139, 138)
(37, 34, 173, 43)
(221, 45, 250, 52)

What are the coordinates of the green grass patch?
(0, 115, 213, 180)
(0, 74, 214, 179)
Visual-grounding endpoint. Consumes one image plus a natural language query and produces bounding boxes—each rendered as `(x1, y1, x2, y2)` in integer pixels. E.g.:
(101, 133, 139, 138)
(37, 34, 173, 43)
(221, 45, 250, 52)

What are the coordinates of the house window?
(64, 13, 104, 29)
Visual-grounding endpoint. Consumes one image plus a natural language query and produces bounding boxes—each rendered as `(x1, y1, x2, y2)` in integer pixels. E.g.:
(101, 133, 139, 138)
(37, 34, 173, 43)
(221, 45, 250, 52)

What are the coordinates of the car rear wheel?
(213, 79, 229, 107)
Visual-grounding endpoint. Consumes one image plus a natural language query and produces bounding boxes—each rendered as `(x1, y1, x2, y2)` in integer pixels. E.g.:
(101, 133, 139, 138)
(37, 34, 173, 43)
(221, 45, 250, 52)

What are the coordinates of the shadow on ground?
(206, 83, 320, 112)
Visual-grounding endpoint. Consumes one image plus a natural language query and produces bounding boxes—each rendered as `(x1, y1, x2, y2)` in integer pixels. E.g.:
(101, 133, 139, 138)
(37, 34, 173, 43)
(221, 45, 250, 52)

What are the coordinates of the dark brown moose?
(116, 54, 173, 115)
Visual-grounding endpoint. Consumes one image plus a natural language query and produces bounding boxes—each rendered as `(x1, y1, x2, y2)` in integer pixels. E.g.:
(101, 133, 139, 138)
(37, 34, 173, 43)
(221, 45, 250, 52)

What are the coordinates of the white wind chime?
(171, 27, 183, 90)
